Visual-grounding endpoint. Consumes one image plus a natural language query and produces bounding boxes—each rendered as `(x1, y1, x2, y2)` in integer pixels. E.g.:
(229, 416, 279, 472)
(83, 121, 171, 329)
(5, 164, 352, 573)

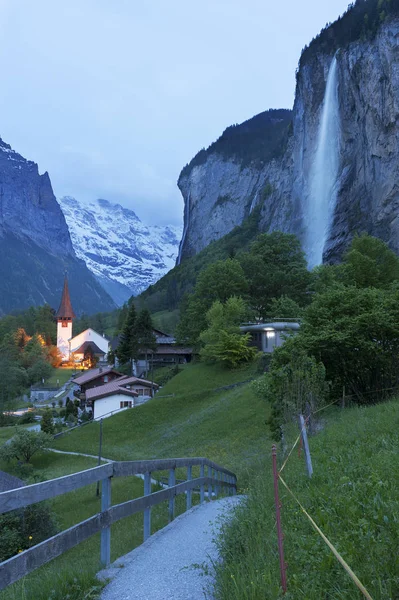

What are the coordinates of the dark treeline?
(300, 0, 399, 67)
(179, 109, 293, 180)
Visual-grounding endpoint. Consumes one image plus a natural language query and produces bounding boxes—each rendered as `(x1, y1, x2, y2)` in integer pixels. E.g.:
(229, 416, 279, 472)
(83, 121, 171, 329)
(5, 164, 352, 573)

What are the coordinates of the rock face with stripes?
(0, 138, 115, 315)
(178, 16, 399, 268)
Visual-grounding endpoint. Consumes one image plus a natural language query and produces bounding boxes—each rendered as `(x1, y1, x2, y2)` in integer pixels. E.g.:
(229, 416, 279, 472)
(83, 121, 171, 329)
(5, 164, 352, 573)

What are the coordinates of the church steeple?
(56, 276, 76, 320)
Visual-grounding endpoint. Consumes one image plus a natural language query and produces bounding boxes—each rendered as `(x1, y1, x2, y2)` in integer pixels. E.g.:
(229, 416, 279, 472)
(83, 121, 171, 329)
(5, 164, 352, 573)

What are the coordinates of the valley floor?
(2, 361, 397, 600)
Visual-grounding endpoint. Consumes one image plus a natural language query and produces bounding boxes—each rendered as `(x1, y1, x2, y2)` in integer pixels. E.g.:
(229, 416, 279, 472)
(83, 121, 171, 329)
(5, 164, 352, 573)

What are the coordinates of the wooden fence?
(0, 457, 237, 590)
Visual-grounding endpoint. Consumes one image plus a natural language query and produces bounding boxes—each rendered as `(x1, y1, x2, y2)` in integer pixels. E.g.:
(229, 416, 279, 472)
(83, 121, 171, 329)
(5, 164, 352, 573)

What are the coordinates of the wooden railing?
(0, 458, 237, 590)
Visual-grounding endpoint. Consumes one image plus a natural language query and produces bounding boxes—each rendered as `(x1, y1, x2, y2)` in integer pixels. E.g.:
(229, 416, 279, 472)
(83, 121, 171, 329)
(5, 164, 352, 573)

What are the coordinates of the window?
(103, 376, 109, 383)
(120, 401, 132, 408)
(62, 320, 68, 328)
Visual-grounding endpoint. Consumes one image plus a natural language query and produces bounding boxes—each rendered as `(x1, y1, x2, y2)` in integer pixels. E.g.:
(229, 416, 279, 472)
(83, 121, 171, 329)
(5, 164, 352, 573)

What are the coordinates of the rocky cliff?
(60, 197, 182, 306)
(0, 138, 115, 315)
(178, 4, 399, 265)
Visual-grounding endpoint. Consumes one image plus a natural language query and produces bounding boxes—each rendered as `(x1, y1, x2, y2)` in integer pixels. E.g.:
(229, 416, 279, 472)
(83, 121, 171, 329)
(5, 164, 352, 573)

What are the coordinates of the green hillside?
(136, 209, 262, 314)
(214, 398, 399, 599)
(0, 362, 269, 600)
(53, 362, 267, 483)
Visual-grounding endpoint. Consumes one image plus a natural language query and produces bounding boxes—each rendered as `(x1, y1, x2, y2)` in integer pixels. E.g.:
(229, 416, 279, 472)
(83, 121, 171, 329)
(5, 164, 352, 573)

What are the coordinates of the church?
(56, 277, 109, 365)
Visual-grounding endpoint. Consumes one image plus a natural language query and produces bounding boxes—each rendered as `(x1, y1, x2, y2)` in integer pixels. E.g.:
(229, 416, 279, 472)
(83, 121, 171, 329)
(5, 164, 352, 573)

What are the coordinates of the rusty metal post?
(272, 444, 287, 593)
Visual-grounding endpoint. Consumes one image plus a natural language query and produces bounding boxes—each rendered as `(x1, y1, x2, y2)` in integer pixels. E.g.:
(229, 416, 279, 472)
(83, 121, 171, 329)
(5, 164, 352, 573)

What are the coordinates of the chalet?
(73, 367, 123, 401)
(240, 321, 300, 353)
(110, 328, 193, 376)
(85, 376, 159, 419)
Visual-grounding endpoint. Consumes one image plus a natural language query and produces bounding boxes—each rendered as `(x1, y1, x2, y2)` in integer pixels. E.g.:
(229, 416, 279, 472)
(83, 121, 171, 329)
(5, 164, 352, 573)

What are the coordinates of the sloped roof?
(73, 367, 122, 385)
(73, 341, 106, 356)
(70, 328, 110, 344)
(85, 381, 138, 402)
(56, 276, 76, 319)
(115, 375, 159, 389)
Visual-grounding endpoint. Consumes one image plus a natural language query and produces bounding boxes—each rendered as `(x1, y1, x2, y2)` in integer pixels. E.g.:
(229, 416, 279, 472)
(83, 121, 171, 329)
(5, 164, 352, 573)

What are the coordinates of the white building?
(240, 321, 300, 353)
(86, 376, 159, 420)
(69, 328, 109, 363)
(55, 277, 109, 365)
(56, 277, 76, 362)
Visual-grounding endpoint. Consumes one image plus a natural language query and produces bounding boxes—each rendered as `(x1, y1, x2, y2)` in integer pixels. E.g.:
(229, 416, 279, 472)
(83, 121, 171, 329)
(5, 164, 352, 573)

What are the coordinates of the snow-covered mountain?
(59, 196, 182, 306)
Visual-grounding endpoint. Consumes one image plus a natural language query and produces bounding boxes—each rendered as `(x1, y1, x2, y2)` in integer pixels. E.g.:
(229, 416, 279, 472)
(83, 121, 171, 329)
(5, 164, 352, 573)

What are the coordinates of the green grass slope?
(53, 362, 268, 483)
(214, 399, 399, 599)
(1, 362, 269, 600)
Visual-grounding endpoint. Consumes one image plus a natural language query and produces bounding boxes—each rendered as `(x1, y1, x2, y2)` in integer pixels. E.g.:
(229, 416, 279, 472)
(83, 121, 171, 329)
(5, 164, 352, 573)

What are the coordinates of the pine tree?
(136, 309, 157, 377)
(41, 408, 55, 435)
(116, 303, 139, 366)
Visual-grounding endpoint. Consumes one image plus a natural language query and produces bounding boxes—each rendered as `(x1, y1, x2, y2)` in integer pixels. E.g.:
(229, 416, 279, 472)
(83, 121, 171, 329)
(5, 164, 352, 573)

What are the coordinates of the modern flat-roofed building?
(240, 321, 300, 353)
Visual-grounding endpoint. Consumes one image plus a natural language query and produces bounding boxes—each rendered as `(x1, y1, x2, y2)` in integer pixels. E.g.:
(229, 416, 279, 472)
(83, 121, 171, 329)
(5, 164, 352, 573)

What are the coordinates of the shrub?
(0, 503, 58, 562)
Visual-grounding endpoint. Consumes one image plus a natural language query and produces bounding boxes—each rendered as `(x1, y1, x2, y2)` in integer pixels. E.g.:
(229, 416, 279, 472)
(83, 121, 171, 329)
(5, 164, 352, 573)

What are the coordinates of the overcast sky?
(0, 0, 350, 226)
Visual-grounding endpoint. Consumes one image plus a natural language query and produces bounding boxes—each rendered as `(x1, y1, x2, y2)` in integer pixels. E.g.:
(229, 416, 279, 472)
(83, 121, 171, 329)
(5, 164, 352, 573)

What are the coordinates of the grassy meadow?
(213, 399, 399, 599)
(0, 362, 269, 600)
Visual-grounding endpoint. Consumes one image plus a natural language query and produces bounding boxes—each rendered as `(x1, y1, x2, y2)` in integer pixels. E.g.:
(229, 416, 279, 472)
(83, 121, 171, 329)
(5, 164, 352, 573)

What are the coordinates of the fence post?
(208, 465, 212, 501)
(200, 463, 205, 503)
(272, 445, 287, 594)
(299, 414, 313, 478)
(96, 418, 103, 497)
(168, 468, 175, 522)
(100, 475, 111, 567)
(143, 471, 151, 541)
(186, 465, 192, 511)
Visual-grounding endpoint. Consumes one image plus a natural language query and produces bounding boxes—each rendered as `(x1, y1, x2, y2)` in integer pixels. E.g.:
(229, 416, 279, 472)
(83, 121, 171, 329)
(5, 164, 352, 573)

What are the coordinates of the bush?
(0, 503, 58, 562)
(19, 411, 36, 424)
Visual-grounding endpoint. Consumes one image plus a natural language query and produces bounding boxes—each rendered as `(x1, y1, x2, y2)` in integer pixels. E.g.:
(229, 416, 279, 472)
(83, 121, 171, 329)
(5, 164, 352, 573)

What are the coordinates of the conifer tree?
(136, 309, 157, 376)
(41, 408, 55, 435)
(116, 302, 139, 367)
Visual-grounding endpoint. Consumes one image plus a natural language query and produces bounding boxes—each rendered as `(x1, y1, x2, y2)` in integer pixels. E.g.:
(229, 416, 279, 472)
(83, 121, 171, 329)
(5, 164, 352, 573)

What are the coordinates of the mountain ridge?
(0, 137, 115, 316)
(59, 196, 182, 306)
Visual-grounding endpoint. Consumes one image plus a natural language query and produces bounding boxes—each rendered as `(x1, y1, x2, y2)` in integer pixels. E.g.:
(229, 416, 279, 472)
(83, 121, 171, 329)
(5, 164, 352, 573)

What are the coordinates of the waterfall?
(249, 191, 258, 214)
(306, 56, 340, 269)
(176, 191, 190, 266)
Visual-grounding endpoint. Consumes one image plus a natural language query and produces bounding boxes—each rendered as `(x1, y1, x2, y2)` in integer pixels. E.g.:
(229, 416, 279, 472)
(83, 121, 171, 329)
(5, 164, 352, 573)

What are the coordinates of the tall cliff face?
(0, 138, 115, 315)
(178, 13, 399, 265)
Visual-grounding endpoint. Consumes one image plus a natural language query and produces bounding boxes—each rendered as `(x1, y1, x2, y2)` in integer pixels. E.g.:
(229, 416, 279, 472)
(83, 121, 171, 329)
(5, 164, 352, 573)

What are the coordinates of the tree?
(299, 285, 399, 400)
(200, 297, 257, 368)
(0, 430, 53, 463)
(240, 232, 310, 318)
(268, 295, 303, 319)
(177, 259, 248, 345)
(343, 234, 399, 289)
(41, 408, 55, 435)
(116, 302, 139, 367)
(27, 359, 53, 385)
(136, 309, 157, 376)
(253, 340, 328, 439)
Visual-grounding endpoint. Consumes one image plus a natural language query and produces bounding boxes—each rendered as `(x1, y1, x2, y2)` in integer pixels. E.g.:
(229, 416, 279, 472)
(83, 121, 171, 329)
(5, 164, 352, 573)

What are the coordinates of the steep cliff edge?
(0, 138, 115, 315)
(178, 3, 399, 265)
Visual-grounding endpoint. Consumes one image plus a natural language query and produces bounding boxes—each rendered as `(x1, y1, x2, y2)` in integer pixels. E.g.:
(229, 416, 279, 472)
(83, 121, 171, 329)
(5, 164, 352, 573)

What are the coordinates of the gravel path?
(98, 496, 243, 600)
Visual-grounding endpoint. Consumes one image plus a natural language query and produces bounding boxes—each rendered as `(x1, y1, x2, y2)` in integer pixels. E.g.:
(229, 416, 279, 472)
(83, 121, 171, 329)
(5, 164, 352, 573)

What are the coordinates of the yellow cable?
(278, 475, 374, 600)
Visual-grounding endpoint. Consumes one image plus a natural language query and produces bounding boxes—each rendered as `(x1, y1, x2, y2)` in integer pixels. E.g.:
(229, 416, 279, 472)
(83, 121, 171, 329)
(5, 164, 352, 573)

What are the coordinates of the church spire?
(56, 275, 76, 319)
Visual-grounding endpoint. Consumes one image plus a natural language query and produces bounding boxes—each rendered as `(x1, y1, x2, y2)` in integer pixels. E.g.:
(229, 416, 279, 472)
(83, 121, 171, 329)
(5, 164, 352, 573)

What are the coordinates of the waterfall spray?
(306, 56, 340, 268)
(176, 191, 190, 266)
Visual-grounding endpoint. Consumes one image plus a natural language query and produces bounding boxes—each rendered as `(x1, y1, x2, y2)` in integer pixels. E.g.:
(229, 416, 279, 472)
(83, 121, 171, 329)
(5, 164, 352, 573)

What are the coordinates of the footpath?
(98, 496, 242, 600)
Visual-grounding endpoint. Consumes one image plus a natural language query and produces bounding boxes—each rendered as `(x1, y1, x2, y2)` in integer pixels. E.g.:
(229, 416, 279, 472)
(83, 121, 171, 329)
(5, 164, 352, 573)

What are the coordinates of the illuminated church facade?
(56, 277, 109, 364)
